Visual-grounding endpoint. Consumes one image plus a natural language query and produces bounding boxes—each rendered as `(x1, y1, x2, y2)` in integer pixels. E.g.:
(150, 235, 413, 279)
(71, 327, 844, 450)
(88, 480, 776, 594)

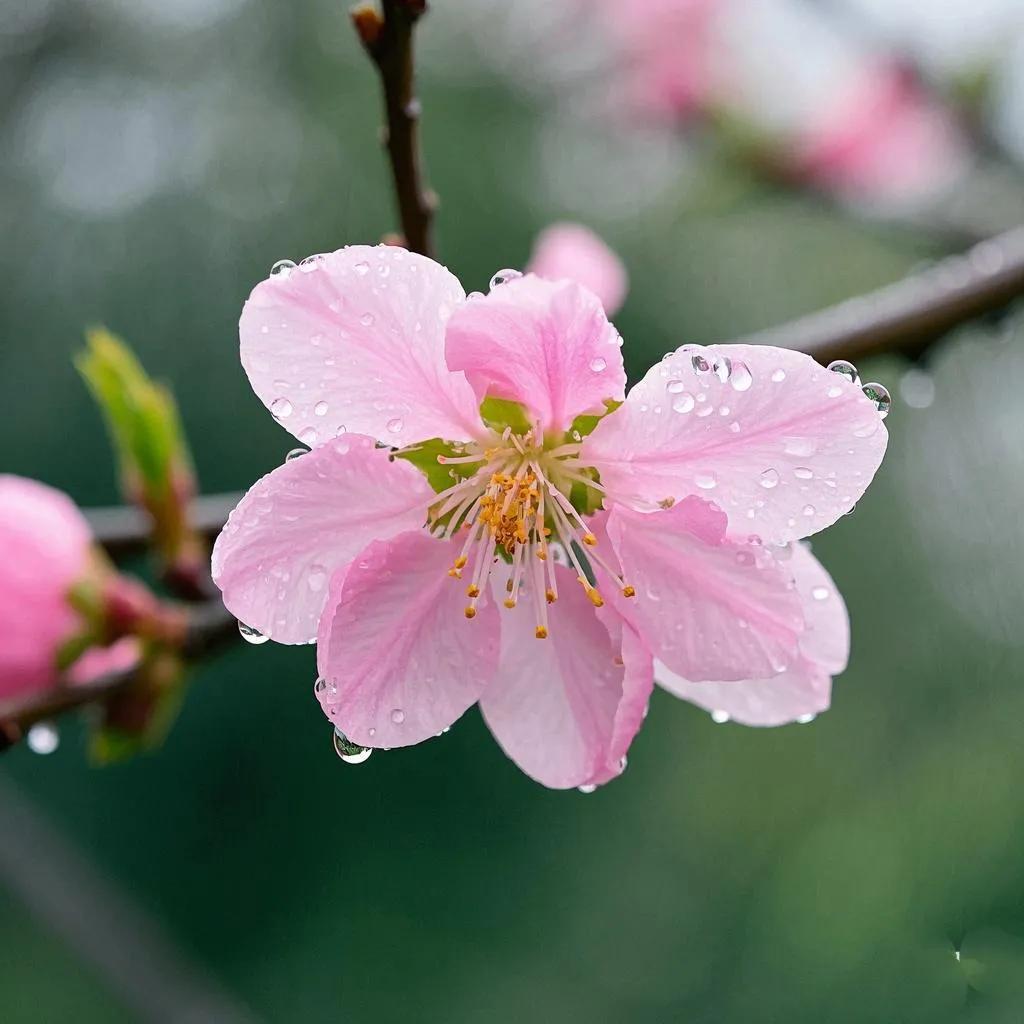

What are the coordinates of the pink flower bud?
(0, 475, 95, 701)
(526, 223, 628, 316)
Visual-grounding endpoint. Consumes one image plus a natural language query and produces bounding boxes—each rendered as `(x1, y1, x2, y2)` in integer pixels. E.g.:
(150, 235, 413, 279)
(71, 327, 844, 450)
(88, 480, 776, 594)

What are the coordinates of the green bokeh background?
(2, 2, 1024, 1021)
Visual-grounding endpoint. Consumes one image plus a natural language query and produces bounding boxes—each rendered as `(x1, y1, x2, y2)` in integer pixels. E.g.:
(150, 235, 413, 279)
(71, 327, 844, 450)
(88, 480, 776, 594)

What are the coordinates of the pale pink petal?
(316, 531, 500, 748)
(479, 562, 653, 790)
(211, 435, 433, 644)
(68, 638, 142, 686)
(445, 275, 626, 434)
(654, 542, 848, 726)
(0, 476, 92, 701)
(606, 499, 805, 682)
(240, 245, 482, 446)
(526, 223, 628, 316)
(583, 343, 887, 544)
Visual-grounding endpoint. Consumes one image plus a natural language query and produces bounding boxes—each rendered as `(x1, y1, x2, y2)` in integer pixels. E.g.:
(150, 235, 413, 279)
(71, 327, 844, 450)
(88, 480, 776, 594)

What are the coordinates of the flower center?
(423, 426, 634, 638)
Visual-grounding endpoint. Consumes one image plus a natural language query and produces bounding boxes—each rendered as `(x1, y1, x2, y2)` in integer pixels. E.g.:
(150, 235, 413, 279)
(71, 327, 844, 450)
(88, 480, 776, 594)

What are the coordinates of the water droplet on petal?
(360, 312, 375, 327)
(771, 369, 786, 383)
(589, 356, 607, 373)
(354, 261, 370, 276)
(270, 397, 293, 419)
(802, 504, 816, 517)
(691, 353, 710, 374)
(861, 382, 891, 418)
(27, 722, 59, 755)
(238, 621, 270, 645)
(827, 359, 860, 386)
(695, 471, 717, 490)
(759, 468, 780, 489)
(299, 427, 318, 446)
(386, 417, 404, 434)
(672, 393, 695, 414)
(314, 677, 327, 696)
(285, 447, 307, 462)
(390, 708, 405, 724)
(314, 401, 329, 416)
(730, 361, 753, 391)
(735, 549, 755, 567)
(308, 565, 328, 592)
(270, 259, 295, 278)
(489, 268, 522, 289)
(811, 586, 830, 601)
(713, 356, 732, 383)
(334, 728, 372, 764)
(667, 379, 686, 394)
(710, 709, 730, 724)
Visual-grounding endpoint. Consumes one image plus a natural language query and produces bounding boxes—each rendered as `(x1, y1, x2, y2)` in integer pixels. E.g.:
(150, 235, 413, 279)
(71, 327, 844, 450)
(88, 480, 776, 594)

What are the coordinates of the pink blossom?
(213, 245, 887, 789)
(0, 475, 93, 701)
(526, 223, 628, 316)
(792, 62, 969, 208)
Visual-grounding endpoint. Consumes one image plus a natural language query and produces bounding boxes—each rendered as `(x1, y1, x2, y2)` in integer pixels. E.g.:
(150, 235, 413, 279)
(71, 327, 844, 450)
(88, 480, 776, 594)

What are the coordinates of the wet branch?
(353, 0, 436, 257)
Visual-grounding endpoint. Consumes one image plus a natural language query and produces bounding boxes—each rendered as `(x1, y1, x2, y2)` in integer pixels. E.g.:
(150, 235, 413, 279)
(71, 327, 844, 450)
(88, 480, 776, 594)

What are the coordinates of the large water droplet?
(691, 353, 710, 374)
(27, 722, 59, 755)
(713, 356, 732, 383)
(238, 621, 270, 645)
(333, 728, 372, 764)
(695, 471, 717, 490)
(796, 713, 817, 725)
(730, 361, 753, 392)
(759, 468, 780, 489)
(861, 382, 892, 418)
(710, 710, 730, 724)
(827, 359, 860, 386)
(314, 677, 327, 696)
(270, 397, 293, 419)
(270, 259, 295, 278)
(589, 356, 607, 373)
(489, 268, 523, 289)
(285, 448, 307, 462)
(666, 379, 686, 394)
(672, 393, 695, 414)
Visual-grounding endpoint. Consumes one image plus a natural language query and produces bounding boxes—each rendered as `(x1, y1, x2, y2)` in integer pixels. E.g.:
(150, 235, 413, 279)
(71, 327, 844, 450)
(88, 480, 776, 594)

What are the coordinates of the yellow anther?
(454, 555, 468, 569)
(658, 496, 676, 509)
(612, 654, 625, 667)
(586, 587, 605, 608)
(583, 532, 597, 546)
(466, 584, 480, 598)
(545, 588, 556, 604)
(542, 526, 552, 537)
(535, 626, 548, 639)
(447, 568, 462, 579)
(505, 579, 514, 592)
(464, 606, 477, 619)
(503, 598, 516, 609)
(536, 547, 547, 561)
(621, 585, 636, 598)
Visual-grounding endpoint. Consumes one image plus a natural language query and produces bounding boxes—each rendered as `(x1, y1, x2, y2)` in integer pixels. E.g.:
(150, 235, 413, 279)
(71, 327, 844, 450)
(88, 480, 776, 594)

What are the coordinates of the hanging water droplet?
(238, 621, 270, 645)
(710, 710, 730, 724)
(270, 397, 293, 419)
(899, 368, 935, 409)
(589, 356, 607, 373)
(390, 708, 406, 724)
(796, 713, 816, 725)
(285, 448, 307, 462)
(759, 468, 780, 489)
(578, 784, 597, 794)
(27, 722, 59, 755)
(489, 268, 523, 289)
(811, 586, 830, 601)
(695, 471, 717, 490)
(827, 359, 860, 386)
(713, 356, 732, 383)
(771, 368, 786, 383)
(386, 417, 404, 434)
(861, 382, 891, 418)
(314, 677, 327, 696)
(730, 361, 753, 391)
(270, 259, 295, 278)
(314, 401, 329, 416)
(333, 728, 372, 764)
(672, 393, 695, 414)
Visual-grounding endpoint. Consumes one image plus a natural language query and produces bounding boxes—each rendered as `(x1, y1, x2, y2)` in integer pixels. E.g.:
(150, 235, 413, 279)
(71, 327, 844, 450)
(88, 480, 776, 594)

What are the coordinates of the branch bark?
(353, 0, 436, 257)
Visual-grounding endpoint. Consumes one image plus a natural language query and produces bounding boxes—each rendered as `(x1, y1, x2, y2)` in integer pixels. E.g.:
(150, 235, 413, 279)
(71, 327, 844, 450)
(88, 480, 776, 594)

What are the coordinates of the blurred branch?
(0, 600, 237, 755)
(352, 0, 436, 257)
(728, 225, 1024, 363)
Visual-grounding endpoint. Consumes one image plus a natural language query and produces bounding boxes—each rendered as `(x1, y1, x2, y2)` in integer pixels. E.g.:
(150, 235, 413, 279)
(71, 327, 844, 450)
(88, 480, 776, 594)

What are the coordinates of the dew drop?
(314, 401, 329, 417)
(270, 259, 295, 278)
(861, 382, 892, 419)
(730, 361, 753, 391)
(811, 586, 830, 601)
(238, 621, 270, 645)
(794, 467, 813, 480)
(386, 417, 404, 434)
(796, 713, 816, 724)
(308, 564, 328, 592)
(667, 379, 686, 394)
(285, 447, 307, 462)
(691, 353, 710, 374)
(710, 710, 730, 724)
(314, 677, 326, 696)
(672, 393, 695, 413)
(695, 471, 717, 490)
(713, 356, 732, 383)
(771, 368, 786, 383)
(802, 504, 816, 517)
(827, 359, 860, 386)
(696, 404, 714, 418)
(27, 722, 59, 755)
(354, 261, 370, 276)
(299, 427, 318, 446)
(270, 397, 293, 419)
(578, 784, 597, 794)
(589, 356, 607, 373)
(360, 312, 375, 327)
(333, 728, 372, 764)
(489, 268, 522, 289)
(390, 708, 406, 725)
(759, 468, 780, 489)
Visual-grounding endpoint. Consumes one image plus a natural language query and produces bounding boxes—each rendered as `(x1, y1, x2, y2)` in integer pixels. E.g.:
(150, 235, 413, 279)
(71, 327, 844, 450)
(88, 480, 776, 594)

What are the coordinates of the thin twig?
(728, 225, 1024, 362)
(353, 0, 436, 257)
(0, 600, 237, 753)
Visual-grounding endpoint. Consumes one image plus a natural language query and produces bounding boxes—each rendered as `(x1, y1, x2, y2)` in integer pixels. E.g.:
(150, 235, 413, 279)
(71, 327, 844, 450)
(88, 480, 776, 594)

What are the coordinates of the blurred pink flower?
(526, 223, 628, 315)
(214, 245, 887, 788)
(0, 475, 94, 701)
(792, 63, 969, 207)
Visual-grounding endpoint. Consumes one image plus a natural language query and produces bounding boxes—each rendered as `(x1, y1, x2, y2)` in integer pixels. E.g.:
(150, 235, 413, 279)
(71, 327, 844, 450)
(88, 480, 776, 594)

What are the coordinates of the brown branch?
(353, 0, 436, 257)
(0, 600, 237, 754)
(727, 225, 1024, 363)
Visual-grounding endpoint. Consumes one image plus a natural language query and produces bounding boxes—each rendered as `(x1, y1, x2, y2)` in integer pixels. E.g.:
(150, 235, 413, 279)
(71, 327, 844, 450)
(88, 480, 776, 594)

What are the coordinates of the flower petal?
(479, 562, 653, 790)
(445, 275, 626, 434)
(606, 498, 805, 682)
(655, 542, 849, 726)
(583, 343, 887, 543)
(526, 223, 628, 315)
(240, 245, 482, 446)
(316, 531, 500, 748)
(211, 435, 433, 644)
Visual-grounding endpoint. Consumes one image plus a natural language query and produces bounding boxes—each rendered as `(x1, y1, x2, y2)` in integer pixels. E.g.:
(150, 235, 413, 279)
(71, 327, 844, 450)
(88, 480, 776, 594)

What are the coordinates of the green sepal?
(55, 631, 96, 673)
(567, 399, 622, 443)
(395, 438, 482, 495)
(569, 468, 604, 518)
(480, 396, 531, 436)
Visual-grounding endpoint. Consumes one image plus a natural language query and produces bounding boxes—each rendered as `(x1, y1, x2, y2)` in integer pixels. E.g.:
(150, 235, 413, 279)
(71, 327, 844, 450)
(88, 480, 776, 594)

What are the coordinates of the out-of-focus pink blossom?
(792, 63, 969, 208)
(527, 223, 628, 315)
(0, 475, 93, 701)
(214, 244, 888, 788)
(67, 638, 142, 687)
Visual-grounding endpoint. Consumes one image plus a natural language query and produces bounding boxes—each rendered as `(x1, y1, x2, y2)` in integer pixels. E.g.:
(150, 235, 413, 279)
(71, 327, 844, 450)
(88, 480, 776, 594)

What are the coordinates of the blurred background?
(2, 0, 1024, 1020)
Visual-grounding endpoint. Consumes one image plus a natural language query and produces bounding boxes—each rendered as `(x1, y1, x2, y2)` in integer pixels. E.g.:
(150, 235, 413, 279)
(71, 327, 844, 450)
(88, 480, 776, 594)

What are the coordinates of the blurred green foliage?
(2, 2, 1024, 1022)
